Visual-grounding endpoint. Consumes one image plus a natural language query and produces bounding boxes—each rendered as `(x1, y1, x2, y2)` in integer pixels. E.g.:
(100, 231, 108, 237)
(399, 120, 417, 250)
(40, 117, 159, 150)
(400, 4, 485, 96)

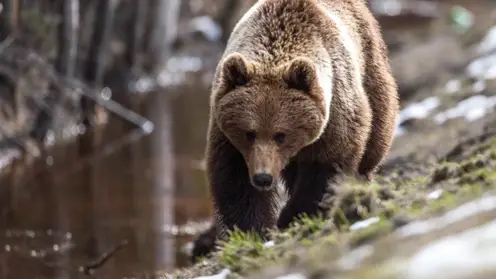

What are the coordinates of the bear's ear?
(283, 57, 318, 93)
(220, 52, 252, 89)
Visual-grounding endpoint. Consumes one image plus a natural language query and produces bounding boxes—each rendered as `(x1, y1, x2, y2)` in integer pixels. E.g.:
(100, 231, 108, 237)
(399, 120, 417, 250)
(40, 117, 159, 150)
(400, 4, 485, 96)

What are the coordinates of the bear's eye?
(274, 132, 286, 145)
(245, 131, 256, 142)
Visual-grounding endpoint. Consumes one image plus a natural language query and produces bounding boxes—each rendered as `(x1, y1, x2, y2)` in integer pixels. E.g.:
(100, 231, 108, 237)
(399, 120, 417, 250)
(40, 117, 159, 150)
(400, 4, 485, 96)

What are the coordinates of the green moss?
(216, 229, 279, 274)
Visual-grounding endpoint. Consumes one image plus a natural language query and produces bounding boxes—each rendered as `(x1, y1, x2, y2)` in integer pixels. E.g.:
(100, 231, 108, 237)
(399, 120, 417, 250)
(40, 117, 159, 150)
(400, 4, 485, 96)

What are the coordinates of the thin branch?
(78, 240, 129, 276)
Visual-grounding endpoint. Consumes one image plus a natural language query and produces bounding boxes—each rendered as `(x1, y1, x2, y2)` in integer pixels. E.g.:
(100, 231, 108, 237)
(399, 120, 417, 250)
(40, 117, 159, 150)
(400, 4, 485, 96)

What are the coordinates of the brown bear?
(200, 0, 399, 258)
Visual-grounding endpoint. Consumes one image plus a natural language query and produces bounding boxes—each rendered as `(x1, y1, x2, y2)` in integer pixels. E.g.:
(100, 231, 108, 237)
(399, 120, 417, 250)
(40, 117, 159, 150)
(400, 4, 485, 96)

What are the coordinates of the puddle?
(0, 83, 213, 278)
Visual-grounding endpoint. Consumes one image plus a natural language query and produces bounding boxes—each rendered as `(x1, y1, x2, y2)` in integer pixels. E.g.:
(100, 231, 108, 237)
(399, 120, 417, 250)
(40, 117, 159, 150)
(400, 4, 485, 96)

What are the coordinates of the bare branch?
(78, 240, 129, 276)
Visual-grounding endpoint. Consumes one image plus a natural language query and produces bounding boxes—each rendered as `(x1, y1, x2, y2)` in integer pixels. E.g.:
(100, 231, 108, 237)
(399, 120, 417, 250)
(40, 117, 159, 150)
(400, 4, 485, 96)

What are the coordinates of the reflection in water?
(0, 80, 212, 278)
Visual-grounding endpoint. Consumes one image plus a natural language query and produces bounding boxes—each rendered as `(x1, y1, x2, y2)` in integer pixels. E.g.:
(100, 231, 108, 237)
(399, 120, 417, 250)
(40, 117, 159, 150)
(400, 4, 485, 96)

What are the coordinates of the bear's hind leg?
(358, 28, 400, 180)
(207, 127, 278, 238)
(277, 162, 336, 230)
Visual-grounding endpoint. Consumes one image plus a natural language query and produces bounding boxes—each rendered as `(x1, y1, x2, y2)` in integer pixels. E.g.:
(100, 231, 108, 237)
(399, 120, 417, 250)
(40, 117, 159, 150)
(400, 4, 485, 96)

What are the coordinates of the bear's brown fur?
(198, 0, 399, 259)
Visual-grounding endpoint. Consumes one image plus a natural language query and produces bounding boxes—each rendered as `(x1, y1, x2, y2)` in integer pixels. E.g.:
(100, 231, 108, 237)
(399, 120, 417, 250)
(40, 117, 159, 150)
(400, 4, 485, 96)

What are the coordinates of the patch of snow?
(189, 16, 223, 41)
(433, 95, 496, 124)
(427, 189, 443, 200)
(466, 53, 496, 80)
(475, 25, 496, 55)
(472, 79, 486, 93)
(192, 268, 231, 279)
(398, 97, 441, 124)
(444, 79, 461, 94)
(337, 244, 374, 270)
(396, 195, 496, 238)
(404, 220, 496, 279)
(263, 240, 275, 247)
(394, 126, 406, 137)
(350, 217, 380, 231)
(276, 273, 307, 279)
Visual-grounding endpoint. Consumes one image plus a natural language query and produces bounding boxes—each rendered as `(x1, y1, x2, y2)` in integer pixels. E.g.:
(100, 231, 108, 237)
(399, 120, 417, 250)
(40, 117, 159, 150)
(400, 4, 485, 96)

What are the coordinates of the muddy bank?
(163, 113, 496, 279)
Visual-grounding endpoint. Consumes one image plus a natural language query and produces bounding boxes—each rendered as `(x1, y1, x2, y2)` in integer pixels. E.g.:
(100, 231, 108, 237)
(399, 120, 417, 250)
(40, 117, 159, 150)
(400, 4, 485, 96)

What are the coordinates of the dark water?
(0, 79, 212, 278)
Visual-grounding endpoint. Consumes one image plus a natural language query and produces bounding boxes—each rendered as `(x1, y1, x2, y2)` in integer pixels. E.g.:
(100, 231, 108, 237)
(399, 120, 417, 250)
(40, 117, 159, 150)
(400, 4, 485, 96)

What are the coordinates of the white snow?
(192, 269, 231, 279)
(398, 97, 441, 124)
(433, 95, 496, 124)
(426, 189, 443, 200)
(276, 273, 307, 279)
(396, 195, 496, 238)
(350, 217, 380, 231)
(404, 220, 496, 279)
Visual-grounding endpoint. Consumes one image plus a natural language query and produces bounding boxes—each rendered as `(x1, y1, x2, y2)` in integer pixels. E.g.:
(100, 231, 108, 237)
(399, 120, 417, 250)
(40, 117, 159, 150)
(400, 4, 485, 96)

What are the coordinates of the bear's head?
(214, 52, 331, 191)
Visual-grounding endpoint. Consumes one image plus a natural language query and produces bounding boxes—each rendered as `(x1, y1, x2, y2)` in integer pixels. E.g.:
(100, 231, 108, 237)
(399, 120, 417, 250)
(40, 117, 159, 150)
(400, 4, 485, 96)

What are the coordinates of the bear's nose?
(252, 173, 273, 188)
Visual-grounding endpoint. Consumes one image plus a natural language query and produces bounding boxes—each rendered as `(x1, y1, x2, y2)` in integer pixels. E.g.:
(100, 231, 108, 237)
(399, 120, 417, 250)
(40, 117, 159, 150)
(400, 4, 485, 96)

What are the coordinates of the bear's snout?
(251, 173, 273, 190)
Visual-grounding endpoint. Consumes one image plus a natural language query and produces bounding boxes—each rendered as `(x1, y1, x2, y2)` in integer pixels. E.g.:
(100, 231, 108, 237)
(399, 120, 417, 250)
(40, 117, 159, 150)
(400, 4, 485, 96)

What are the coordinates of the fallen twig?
(78, 239, 129, 277)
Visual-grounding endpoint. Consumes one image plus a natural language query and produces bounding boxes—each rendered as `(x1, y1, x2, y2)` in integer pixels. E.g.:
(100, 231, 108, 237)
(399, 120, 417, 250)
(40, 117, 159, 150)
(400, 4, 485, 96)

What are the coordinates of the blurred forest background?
(0, 0, 495, 278)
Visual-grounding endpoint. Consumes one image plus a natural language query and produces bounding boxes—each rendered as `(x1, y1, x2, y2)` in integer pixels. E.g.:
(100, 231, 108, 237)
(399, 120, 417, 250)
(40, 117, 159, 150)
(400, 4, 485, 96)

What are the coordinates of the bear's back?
(220, 0, 370, 79)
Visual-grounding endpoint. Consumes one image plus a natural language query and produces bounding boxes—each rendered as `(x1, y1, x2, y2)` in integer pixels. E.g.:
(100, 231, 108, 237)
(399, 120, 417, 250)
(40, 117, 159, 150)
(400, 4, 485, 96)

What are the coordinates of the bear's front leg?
(207, 128, 278, 238)
(277, 162, 336, 230)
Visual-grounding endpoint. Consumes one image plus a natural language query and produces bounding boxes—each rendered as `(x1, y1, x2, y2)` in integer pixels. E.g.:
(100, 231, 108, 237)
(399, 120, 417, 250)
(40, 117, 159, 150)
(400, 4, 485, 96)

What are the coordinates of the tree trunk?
(146, 0, 181, 271)
(0, 0, 20, 40)
(81, 0, 118, 126)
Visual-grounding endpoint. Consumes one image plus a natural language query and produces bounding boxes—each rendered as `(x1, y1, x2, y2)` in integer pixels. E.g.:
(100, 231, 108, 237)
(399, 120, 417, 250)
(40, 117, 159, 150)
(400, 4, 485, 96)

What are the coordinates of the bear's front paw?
(276, 207, 299, 230)
(190, 225, 219, 263)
